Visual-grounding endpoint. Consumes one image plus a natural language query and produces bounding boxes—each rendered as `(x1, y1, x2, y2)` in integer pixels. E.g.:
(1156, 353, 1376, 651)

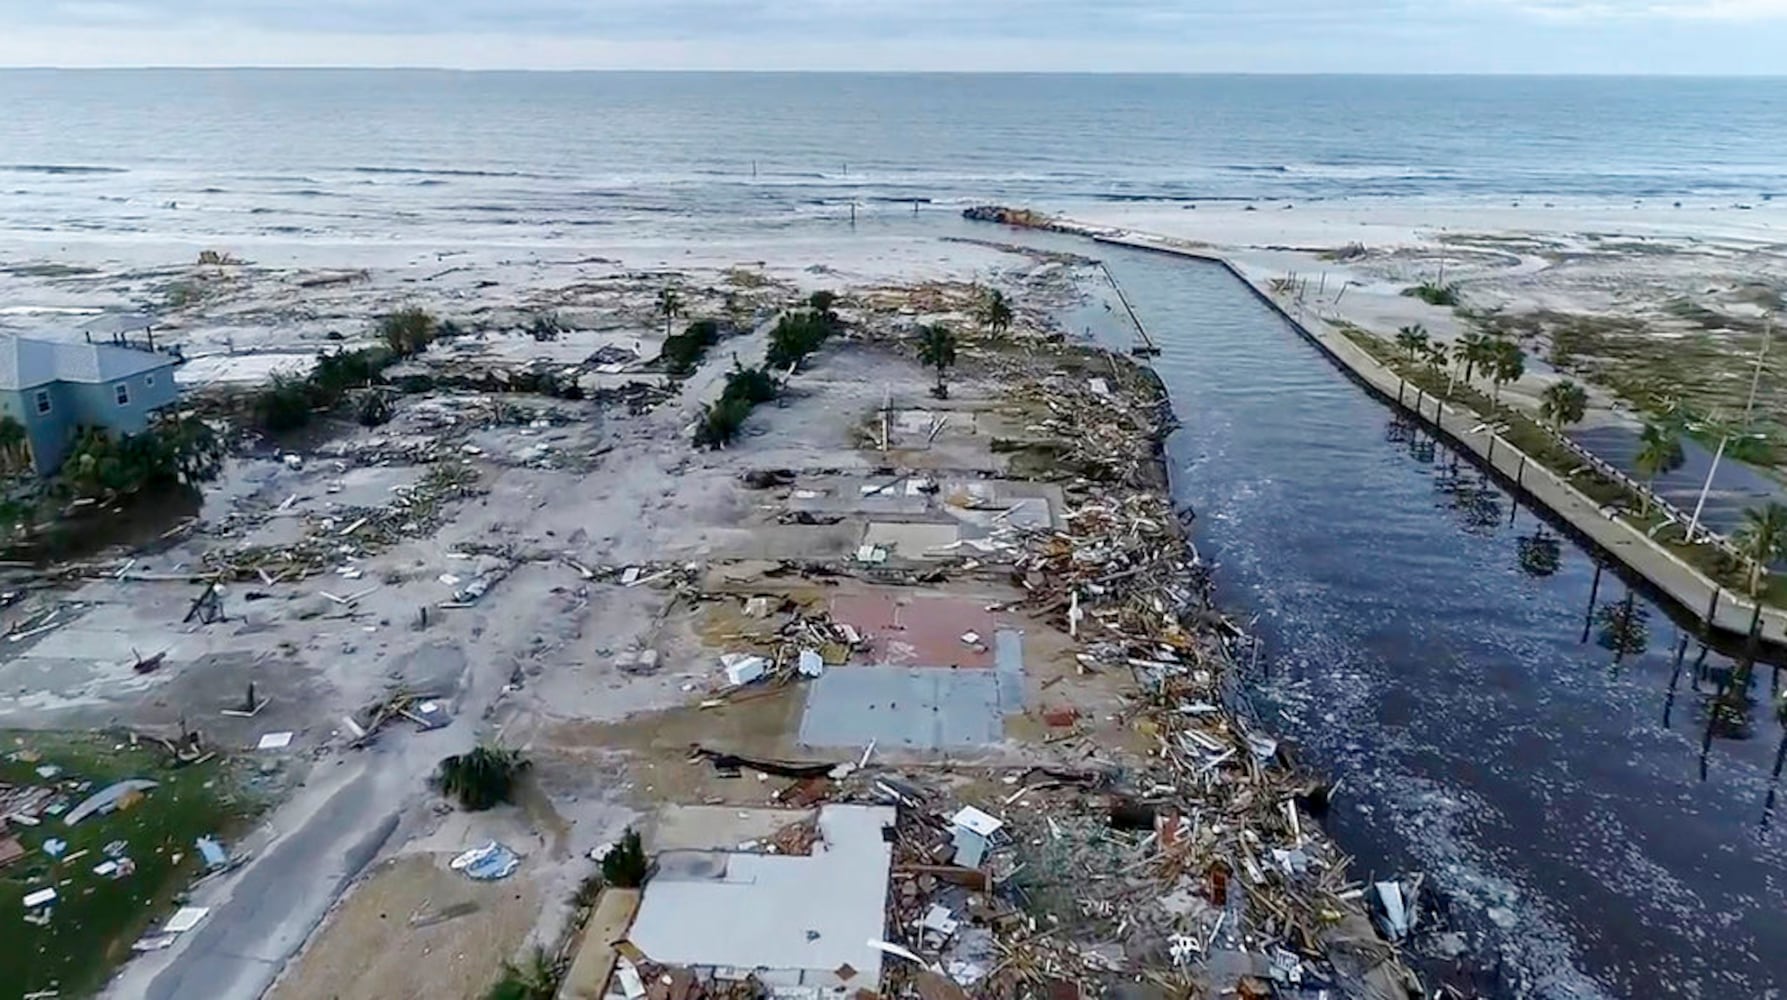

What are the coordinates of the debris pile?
(344, 690, 452, 747)
(1005, 363, 1176, 489)
(200, 461, 483, 582)
(819, 356, 1413, 997)
(706, 601, 865, 694)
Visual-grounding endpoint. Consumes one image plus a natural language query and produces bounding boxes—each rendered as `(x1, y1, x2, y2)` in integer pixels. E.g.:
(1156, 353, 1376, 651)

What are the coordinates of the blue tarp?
(196, 836, 228, 869)
(450, 841, 519, 881)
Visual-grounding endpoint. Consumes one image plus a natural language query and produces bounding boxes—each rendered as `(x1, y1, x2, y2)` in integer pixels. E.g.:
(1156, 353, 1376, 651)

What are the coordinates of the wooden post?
(1705, 587, 1722, 635)
(1516, 454, 1526, 490)
(1397, 379, 1406, 406)
(1487, 434, 1496, 466)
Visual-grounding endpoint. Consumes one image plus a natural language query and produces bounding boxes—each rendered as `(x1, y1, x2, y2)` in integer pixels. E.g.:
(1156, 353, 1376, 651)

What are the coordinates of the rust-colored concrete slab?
(892, 596, 996, 668)
(830, 593, 998, 668)
(830, 593, 901, 644)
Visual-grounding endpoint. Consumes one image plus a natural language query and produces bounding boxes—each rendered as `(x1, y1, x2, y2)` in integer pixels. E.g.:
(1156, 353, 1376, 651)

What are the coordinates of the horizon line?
(2, 66, 1786, 78)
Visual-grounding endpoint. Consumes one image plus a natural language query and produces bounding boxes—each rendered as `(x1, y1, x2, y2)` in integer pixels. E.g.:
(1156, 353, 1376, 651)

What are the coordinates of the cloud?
(27, 0, 1454, 38)
(1497, 0, 1787, 19)
(6, 0, 1787, 70)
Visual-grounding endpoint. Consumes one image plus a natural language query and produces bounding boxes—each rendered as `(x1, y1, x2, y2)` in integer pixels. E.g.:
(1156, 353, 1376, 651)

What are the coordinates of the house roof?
(0, 335, 177, 391)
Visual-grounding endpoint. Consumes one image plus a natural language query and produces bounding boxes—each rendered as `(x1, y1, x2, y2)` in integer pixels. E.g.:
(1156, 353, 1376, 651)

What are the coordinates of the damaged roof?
(0, 335, 177, 391)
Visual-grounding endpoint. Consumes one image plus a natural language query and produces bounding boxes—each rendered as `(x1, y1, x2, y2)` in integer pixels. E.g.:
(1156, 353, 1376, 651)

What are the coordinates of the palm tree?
(916, 324, 958, 398)
(1633, 422, 1685, 517)
(1424, 342, 1450, 389)
(1488, 338, 1525, 405)
(1395, 324, 1430, 362)
(1539, 380, 1589, 433)
(978, 288, 1013, 337)
(1459, 332, 1494, 385)
(1735, 502, 1787, 600)
(657, 287, 682, 338)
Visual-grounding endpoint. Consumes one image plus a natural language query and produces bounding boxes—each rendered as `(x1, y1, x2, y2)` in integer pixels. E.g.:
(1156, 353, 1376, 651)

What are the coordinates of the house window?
(33, 390, 50, 415)
(115, 382, 130, 406)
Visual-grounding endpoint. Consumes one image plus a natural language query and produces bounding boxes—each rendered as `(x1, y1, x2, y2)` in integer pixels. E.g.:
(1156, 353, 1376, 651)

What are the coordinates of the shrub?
(766, 310, 832, 371)
(483, 948, 558, 1000)
(435, 744, 530, 811)
(660, 318, 722, 375)
(55, 415, 222, 501)
(253, 375, 315, 433)
(722, 365, 778, 406)
(357, 391, 393, 427)
(573, 872, 604, 908)
(251, 347, 400, 433)
(1403, 280, 1461, 307)
(311, 346, 392, 405)
(694, 396, 752, 449)
(528, 314, 562, 342)
(379, 307, 437, 356)
(601, 828, 649, 888)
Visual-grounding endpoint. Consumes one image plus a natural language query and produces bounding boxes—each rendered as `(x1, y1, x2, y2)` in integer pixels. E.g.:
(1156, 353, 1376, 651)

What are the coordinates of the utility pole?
(1745, 314, 1773, 422)
(1687, 316, 1772, 543)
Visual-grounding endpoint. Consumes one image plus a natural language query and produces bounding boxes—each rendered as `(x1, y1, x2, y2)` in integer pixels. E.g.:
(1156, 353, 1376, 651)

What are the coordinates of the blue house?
(0, 335, 182, 476)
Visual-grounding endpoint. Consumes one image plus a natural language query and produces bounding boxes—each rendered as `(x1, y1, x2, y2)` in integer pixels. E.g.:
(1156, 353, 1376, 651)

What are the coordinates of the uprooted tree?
(435, 744, 530, 811)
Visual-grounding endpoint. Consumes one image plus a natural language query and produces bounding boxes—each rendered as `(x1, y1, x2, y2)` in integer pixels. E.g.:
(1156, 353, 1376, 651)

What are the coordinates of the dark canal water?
(1094, 247, 1787, 999)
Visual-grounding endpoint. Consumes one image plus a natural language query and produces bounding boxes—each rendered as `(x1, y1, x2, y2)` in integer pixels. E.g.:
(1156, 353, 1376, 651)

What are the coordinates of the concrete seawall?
(1089, 232, 1787, 648)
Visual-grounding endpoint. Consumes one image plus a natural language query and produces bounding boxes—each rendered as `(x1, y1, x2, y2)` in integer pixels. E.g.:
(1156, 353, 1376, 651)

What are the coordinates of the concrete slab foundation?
(829, 593, 1002, 668)
(627, 805, 895, 991)
(861, 521, 960, 558)
(799, 666, 1004, 750)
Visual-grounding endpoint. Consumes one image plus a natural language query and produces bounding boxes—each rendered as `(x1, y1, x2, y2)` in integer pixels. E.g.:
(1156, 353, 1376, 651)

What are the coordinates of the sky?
(1, 0, 1785, 73)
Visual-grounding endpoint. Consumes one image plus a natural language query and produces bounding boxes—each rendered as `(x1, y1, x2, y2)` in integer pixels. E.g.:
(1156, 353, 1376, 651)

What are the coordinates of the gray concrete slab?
(798, 667, 1001, 749)
(861, 521, 960, 558)
(994, 629, 1025, 709)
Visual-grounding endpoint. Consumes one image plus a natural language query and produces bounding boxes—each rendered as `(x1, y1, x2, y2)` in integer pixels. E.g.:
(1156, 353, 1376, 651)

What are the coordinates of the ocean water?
(2, 71, 1787, 246)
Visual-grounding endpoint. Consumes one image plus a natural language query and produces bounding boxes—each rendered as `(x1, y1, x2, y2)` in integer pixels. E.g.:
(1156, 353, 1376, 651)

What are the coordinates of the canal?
(1094, 246, 1787, 998)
